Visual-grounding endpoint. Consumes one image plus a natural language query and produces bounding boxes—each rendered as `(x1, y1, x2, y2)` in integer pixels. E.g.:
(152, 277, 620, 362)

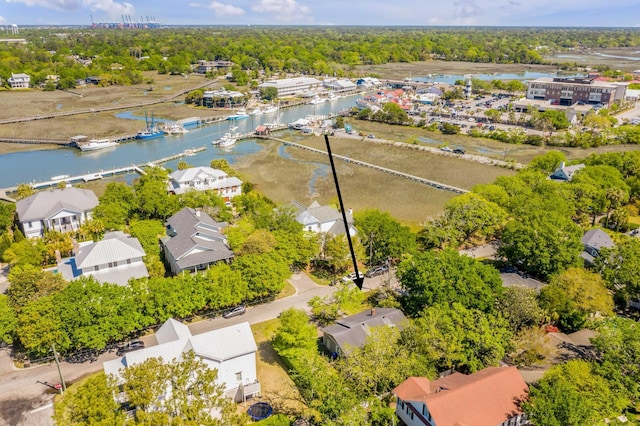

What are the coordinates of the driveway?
(0, 270, 395, 426)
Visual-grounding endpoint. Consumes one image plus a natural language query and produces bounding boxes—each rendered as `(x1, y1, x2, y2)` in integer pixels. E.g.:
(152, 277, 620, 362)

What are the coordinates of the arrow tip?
(353, 277, 364, 289)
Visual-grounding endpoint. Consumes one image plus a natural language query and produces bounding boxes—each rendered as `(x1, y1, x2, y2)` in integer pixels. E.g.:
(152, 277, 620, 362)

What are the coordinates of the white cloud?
(453, 0, 483, 24)
(190, 1, 245, 18)
(4, 0, 134, 19)
(252, 0, 311, 23)
(0, 16, 6, 24)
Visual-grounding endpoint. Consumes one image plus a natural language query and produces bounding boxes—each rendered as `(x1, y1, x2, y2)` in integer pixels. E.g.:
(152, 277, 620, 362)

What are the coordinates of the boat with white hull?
(79, 138, 119, 151)
(213, 126, 239, 148)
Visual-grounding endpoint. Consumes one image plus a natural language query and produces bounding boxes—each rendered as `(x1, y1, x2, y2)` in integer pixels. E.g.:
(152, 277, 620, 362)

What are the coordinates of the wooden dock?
(258, 136, 469, 195)
(0, 146, 207, 202)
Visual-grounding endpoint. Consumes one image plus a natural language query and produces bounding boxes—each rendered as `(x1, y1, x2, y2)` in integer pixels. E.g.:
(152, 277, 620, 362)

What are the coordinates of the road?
(0, 270, 395, 426)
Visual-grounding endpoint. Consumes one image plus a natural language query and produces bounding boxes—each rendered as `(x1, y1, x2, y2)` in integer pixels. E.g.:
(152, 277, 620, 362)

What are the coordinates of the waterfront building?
(526, 77, 626, 106)
(258, 77, 322, 97)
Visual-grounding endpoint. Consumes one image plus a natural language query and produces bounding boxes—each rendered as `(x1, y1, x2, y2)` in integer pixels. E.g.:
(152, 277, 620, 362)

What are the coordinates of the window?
(28, 222, 32, 228)
(235, 372, 242, 382)
(127, 259, 132, 264)
(108, 262, 114, 268)
(94, 265, 100, 271)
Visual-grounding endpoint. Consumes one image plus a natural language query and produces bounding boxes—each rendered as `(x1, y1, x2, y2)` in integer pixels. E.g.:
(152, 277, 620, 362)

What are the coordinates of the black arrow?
(324, 134, 364, 289)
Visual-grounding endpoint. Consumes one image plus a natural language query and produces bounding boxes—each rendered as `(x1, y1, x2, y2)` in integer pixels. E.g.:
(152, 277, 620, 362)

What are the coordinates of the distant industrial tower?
(464, 75, 472, 99)
(11, 24, 19, 35)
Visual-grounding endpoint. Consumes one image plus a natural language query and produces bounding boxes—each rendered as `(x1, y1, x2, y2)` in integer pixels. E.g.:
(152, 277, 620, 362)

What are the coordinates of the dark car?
(223, 305, 247, 318)
(116, 340, 145, 356)
(453, 148, 466, 154)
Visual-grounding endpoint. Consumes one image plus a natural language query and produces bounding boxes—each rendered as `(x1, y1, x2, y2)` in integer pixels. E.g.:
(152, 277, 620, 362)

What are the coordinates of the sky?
(0, 0, 639, 27)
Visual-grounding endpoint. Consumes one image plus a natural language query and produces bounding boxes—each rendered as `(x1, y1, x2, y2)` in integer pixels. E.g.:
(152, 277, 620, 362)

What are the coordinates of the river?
(0, 96, 359, 188)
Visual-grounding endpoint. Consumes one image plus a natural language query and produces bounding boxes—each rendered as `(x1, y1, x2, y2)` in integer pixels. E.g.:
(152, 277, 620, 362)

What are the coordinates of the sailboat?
(264, 102, 283, 129)
(136, 112, 164, 140)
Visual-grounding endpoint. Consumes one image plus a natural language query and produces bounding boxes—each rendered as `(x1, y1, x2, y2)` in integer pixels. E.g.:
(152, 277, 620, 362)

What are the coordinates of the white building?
(294, 200, 357, 236)
(15, 187, 98, 238)
(56, 231, 149, 286)
(167, 167, 243, 201)
(258, 76, 322, 97)
(104, 319, 260, 402)
(323, 78, 358, 93)
(8, 73, 30, 89)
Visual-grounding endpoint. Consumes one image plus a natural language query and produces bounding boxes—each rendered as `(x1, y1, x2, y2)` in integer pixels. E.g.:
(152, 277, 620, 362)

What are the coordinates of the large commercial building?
(526, 77, 626, 106)
(258, 76, 322, 97)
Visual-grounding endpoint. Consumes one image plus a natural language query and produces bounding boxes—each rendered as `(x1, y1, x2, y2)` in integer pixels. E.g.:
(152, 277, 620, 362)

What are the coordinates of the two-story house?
(580, 228, 615, 265)
(104, 318, 260, 403)
(8, 73, 30, 89)
(393, 366, 529, 426)
(167, 167, 243, 201)
(294, 201, 357, 236)
(161, 207, 234, 275)
(15, 187, 99, 238)
(56, 231, 149, 286)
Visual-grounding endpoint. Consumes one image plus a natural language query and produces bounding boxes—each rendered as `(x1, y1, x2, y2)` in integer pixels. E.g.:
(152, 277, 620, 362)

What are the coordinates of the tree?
(0, 294, 17, 345)
(119, 351, 238, 425)
(272, 308, 317, 359)
(523, 360, 628, 426)
(134, 167, 178, 220)
(354, 209, 416, 265)
(596, 237, 640, 301)
(2, 238, 47, 267)
(53, 373, 126, 426)
(496, 286, 546, 332)
(7, 265, 66, 311)
(0, 203, 15, 233)
(498, 212, 583, 280)
(15, 184, 35, 200)
(210, 158, 238, 177)
(335, 325, 431, 396)
(259, 86, 278, 101)
(397, 249, 503, 316)
(527, 150, 567, 174)
(93, 182, 137, 229)
(402, 303, 512, 373)
(540, 110, 570, 130)
(231, 252, 289, 299)
(17, 295, 70, 356)
(539, 267, 613, 331)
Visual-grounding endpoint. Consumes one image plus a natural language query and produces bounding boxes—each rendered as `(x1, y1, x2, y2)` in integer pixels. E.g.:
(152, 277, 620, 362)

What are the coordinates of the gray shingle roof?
(322, 308, 407, 354)
(16, 187, 98, 222)
(581, 228, 614, 251)
(162, 207, 234, 271)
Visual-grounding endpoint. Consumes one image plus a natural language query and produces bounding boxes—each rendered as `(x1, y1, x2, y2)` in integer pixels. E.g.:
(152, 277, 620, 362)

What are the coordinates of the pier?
(0, 146, 207, 202)
(257, 136, 469, 195)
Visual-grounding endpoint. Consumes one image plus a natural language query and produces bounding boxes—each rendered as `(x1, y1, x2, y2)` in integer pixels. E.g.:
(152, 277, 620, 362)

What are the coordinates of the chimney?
(559, 161, 565, 169)
(347, 208, 353, 215)
(72, 238, 79, 255)
(55, 249, 61, 264)
(195, 208, 201, 217)
(370, 307, 376, 316)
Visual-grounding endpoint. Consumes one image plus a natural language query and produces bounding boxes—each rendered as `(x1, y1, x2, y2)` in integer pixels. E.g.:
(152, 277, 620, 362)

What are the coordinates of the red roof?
(394, 367, 528, 426)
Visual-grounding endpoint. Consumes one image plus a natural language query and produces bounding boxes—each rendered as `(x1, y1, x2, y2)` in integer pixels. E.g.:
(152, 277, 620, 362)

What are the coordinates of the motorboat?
(308, 96, 327, 105)
(163, 123, 187, 135)
(79, 138, 119, 151)
(262, 103, 279, 114)
(226, 109, 250, 120)
(213, 126, 239, 148)
(249, 107, 264, 116)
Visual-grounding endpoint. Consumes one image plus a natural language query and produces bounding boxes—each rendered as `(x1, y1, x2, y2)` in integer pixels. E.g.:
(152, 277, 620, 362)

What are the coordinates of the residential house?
(196, 60, 235, 74)
(56, 231, 149, 286)
(322, 308, 407, 356)
(580, 228, 614, 265)
(15, 187, 98, 238)
(258, 77, 322, 97)
(549, 161, 585, 181)
(8, 73, 30, 89)
(104, 318, 260, 403)
(294, 200, 357, 236)
(161, 207, 234, 275)
(202, 89, 245, 108)
(393, 366, 529, 426)
(167, 166, 243, 200)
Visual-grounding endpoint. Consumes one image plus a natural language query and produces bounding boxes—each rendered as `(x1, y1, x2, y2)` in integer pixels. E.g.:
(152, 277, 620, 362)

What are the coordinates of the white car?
(342, 272, 364, 282)
(440, 146, 453, 152)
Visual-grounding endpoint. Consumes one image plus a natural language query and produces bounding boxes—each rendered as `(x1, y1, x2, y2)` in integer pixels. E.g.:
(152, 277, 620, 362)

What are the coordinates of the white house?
(15, 187, 99, 238)
(393, 367, 528, 426)
(167, 166, 243, 201)
(56, 231, 149, 286)
(258, 77, 322, 97)
(549, 161, 585, 181)
(294, 200, 357, 236)
(104, 319, 260, 403)
(8, 73, 30, 89)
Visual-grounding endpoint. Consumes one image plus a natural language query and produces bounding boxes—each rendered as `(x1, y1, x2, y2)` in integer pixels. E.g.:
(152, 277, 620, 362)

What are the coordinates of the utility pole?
(51, 344, 66, 393)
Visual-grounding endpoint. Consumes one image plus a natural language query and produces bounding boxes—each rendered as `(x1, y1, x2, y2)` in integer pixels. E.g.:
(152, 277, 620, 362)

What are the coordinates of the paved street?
(0, 270, 395, 425)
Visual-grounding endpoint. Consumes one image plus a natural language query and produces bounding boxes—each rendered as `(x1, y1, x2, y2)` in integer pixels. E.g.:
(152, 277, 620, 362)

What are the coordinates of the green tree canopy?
(354, 209, 416, 265)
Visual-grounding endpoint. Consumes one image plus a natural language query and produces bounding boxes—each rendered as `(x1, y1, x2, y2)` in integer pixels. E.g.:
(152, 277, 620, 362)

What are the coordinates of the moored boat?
(213, 126, 239, 148)
(163, 123, 188, 135)
(79, 138, 119, 151)
(226, 109, 250, 120)
(136, 112, 164, 140)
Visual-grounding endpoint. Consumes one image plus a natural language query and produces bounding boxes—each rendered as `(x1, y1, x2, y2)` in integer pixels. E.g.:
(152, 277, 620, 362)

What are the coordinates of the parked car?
(116, 340, 145, 356)
(488, 125, 496, 131)
(342, 272, 364, 282)
(223, 305, 247, 318)
(367, 134, 375, 139)
(365, 265, 389, 278)
(453, 148, 466, 155)
(440, 146, 453, 152)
